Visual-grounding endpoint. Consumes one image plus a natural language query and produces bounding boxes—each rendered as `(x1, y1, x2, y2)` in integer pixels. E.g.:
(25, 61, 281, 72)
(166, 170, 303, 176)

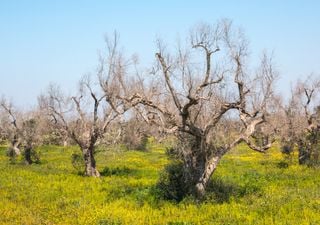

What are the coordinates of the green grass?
(0, 143, 319, 225)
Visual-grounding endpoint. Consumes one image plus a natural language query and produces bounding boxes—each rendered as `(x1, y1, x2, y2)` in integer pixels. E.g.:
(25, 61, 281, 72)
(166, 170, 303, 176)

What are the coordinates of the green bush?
(277, 160, 289, 168)
(155, 160, 188, 202)
(26, 147, 41, 164)
(298, 131, 320, 167)
(71, 152, 85, 174)
(6, 146, 18, 164)
(100, 166, 133, 176)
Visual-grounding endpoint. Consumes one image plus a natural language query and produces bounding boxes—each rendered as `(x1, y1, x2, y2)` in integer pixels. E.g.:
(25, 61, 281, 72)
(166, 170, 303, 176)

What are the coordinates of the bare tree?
(20, 117, 41, 164)
(120, 115, 158, 151)
(0, 97, 41, 164)
(34, 103, 69, 146)
(128, 21, 277, 197)
(0, 112, 7, 144)
(40, 33, 132, 177)
(0, 98, 22, 157)
(282, 76, 320, 165)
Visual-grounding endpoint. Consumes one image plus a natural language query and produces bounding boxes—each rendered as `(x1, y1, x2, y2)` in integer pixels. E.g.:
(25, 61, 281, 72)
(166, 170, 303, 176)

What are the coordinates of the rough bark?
(194, 154, 223, 197)
(178, 135, 226, 198)
(11, 136, 21, 156)
(83, 147, 100, 177)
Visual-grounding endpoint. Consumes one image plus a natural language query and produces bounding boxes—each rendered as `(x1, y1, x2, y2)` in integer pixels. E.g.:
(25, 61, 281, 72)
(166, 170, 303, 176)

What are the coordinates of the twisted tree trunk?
(24, 145, 33, 165)
(83, 147, 100, 177)
(194, 154, 223, 197)
(11, 136, 21, 156)
(11, 143, 21, 156)
(182, 136, 225, 198)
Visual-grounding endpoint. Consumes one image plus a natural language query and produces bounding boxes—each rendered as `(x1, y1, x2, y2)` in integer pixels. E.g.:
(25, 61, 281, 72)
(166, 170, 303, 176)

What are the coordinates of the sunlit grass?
(0, 143, 319, 224)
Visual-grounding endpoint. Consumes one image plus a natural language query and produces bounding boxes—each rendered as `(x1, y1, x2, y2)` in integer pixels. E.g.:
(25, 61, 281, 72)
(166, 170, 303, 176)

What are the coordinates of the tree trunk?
(83, 147, 100, 177)
(7, 139, 21, 162)
(63, 140, 68, 147)
(24, 146, 33, 165)
(11, 139, 21, 155)
(194, 155, 222, 197)
(182, 135, 224, 198)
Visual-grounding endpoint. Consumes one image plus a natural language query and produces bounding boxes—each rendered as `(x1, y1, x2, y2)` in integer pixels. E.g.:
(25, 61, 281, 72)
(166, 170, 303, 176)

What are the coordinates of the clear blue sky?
(1, 0, 320, 107)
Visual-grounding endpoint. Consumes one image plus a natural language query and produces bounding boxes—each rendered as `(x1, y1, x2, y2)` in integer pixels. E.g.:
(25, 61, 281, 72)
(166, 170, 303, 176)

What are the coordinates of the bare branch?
(155, 52, 182, 111)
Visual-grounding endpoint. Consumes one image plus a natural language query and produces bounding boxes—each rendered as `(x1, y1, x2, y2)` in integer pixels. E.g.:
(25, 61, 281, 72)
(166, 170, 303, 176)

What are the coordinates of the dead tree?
(293, 77, 320, 165)
(34, 102, 69, 146)
(0, 97, 41, 164)
(277, 84, 306, 159)
(41, 33, 132, 177)
(21, 118, 41, 164)
(0, 98, 22, 156)
(129, 21, 277, 197)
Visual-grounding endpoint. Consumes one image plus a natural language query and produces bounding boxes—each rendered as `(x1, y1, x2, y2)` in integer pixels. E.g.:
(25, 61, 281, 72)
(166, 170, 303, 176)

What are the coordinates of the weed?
(0, 144, 319, 224)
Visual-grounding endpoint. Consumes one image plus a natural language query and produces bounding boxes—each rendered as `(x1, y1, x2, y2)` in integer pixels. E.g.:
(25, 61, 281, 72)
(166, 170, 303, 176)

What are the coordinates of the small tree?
(129, 20, 277, 198)
(0, 98, 40, 164)
(41, 33, 132, 176)
(35, 105, 69, 146)
(120, 116, 158, 151)
(0, 98, 21, 158)
(279, 76, 320, 166)
(292, 77, 320, 165)
(21, 118, 41, 164)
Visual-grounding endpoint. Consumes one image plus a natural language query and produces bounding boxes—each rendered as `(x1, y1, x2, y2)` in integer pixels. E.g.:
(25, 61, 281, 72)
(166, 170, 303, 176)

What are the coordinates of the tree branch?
(156, 52, 182, 111)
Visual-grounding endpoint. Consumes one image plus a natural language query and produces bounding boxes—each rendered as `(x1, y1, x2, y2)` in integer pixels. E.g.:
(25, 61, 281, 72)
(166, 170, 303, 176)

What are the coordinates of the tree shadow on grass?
(205, 176, 262, 203)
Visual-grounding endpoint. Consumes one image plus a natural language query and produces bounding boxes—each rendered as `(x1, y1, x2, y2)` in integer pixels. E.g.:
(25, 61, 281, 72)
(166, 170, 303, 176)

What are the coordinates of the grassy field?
(0, 143, 319, 225)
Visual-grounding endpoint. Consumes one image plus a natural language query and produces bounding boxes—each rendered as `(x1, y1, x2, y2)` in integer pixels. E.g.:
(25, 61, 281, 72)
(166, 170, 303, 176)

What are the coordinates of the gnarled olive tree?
(281, 76, 320, 165)
(40, 34, 132, 176)
(129, 21, 277, 197)
(0, 98, 21, 157)
(0, 97, 41, 164)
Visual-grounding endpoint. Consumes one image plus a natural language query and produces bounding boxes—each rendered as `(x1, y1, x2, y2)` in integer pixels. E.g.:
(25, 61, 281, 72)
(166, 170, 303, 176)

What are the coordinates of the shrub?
(24, 147, 41, 164)
(298, 131, 320, 167)
(281, 144, 294, 155)
(6, 146, 40, 164)
(279, 143, 294, 168)
(123, 133, 151, 151)
(100, 166, 132, 176)
(155, 160, 189, 202)
(71, 152, 85, 174)
(277, 161, 289, 168)
(6, 146, 18, 164)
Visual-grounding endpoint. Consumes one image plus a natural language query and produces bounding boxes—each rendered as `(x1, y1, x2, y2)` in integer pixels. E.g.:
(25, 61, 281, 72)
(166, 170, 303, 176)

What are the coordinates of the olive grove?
(0, 20, 319, 200)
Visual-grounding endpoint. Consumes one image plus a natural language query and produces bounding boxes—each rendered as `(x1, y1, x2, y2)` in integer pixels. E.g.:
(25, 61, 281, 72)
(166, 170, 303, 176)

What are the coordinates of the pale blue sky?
(1, 0, 320, 106)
